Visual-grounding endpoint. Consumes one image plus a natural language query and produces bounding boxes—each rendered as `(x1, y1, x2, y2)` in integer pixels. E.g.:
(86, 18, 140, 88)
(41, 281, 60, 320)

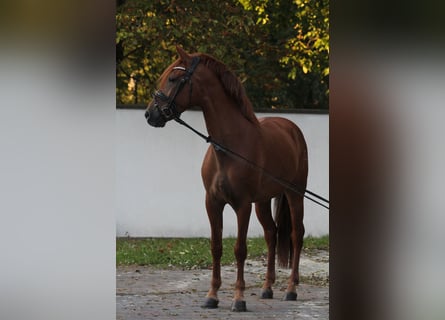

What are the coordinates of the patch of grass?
(116, 235, 328, 269)
(302, 234, 329, 251)
(117, 238, 210, 269)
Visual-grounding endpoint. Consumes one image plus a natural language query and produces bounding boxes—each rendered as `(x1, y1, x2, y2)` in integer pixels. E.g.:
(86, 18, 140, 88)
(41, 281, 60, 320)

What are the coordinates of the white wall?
(116, 109, 328, 237)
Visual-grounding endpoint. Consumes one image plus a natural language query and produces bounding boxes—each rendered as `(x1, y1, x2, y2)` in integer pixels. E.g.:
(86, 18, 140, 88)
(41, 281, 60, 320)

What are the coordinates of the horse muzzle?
(145, 107, 166, 128)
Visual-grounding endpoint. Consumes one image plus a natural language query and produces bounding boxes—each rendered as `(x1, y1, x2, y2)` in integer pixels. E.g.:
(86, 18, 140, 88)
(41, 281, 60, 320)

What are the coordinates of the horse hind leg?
(283, 192, 305, 301)
(254, 200, 277, 299)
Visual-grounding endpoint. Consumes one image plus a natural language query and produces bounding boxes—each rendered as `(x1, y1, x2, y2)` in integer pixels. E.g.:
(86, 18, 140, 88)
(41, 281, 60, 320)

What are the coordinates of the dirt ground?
(117, 250, 329, 319)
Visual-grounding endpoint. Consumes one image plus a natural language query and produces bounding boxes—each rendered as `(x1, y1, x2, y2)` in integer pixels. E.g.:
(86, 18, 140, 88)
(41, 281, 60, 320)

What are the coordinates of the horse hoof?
(201, 297, 219, 309)
(231, 300, 247, 312)
(283, 291, 298, 301)
(260, 288, 273, 299)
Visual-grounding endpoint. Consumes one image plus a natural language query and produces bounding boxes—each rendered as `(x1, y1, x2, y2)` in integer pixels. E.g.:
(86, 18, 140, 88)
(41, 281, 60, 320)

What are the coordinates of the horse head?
(145, 46, 200, 127)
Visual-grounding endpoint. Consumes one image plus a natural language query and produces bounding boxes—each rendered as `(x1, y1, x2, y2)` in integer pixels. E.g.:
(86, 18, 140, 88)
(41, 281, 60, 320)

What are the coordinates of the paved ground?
(117, 251, 328, 319)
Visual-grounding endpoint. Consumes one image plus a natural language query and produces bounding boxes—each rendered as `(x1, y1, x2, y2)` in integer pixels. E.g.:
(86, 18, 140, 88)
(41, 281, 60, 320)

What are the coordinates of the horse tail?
(274, 194, 293, 268)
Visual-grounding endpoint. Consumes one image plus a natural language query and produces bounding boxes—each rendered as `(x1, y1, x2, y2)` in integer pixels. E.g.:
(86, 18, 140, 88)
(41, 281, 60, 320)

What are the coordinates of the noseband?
(153, 56, 200, 121)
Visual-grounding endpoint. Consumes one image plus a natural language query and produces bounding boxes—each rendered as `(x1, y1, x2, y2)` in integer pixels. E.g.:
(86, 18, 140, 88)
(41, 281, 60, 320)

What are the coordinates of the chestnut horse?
(145, 47, 308, 312)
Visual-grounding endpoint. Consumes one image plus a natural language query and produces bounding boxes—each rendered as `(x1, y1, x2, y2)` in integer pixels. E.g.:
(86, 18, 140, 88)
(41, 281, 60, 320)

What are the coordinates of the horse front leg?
(201, 194, 224, 309)
(231, 203, 252, 312)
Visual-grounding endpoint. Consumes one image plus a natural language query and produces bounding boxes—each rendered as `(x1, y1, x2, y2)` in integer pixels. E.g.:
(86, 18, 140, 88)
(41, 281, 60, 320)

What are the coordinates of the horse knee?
(211, 241, 223, 257)
(234, 243, 247, 262)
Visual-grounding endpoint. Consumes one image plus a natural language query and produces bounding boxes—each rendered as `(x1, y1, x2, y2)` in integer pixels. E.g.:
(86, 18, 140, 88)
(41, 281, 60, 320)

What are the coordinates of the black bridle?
(152, 56, 201, 121)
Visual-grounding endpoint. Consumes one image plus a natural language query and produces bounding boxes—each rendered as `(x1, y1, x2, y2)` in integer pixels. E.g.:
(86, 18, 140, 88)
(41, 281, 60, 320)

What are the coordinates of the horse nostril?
(145, 110, 150, 120)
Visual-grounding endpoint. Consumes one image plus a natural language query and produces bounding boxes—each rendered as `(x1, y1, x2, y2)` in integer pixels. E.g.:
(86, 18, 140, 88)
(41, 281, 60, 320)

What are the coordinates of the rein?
(174, 116, 330, 210)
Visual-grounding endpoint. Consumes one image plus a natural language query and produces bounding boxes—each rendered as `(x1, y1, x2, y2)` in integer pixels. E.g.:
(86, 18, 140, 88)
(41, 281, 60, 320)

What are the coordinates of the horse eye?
(168, 76, 176, 83)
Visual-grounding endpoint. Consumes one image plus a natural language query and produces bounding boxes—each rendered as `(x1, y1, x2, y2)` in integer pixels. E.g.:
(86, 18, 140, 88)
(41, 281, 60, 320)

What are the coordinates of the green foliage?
(116, 0, 329, 109)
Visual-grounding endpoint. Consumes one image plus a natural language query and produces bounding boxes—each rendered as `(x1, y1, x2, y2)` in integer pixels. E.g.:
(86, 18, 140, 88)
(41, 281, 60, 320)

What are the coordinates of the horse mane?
(196, 53, 259, 124)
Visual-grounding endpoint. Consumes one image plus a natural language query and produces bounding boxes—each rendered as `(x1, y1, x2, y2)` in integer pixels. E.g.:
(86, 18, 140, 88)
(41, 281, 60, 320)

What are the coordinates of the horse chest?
(211, 174, 234, 200)
(202, 146, 263, 205)
(207, 171, 257, 205)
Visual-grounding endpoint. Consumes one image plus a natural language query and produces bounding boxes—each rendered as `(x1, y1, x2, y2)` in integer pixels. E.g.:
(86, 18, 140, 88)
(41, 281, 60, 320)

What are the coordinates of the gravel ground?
(117, 250, 329, 319)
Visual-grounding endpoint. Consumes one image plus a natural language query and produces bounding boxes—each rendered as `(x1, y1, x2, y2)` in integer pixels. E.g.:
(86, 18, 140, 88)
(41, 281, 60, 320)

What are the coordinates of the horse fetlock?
(233, 285, 246, 301)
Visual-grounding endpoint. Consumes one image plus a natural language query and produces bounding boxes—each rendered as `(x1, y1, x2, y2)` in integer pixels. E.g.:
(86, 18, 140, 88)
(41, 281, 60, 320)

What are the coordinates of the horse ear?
(176, 46, 190, 62)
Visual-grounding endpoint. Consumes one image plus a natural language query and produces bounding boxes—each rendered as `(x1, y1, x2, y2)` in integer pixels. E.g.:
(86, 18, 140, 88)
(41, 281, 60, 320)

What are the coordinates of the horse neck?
(200, 90, 259, 145)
